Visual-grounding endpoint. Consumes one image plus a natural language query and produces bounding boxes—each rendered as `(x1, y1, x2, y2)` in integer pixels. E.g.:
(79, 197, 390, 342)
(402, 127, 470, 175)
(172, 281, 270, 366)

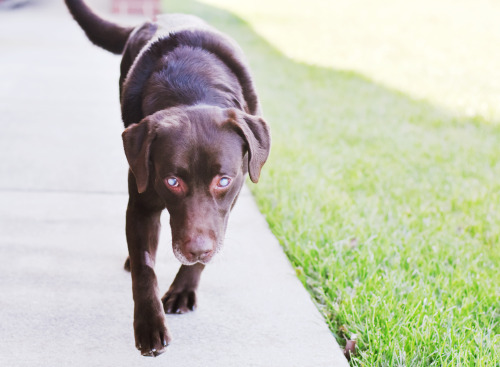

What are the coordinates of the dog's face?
(122, 106, 270, 264)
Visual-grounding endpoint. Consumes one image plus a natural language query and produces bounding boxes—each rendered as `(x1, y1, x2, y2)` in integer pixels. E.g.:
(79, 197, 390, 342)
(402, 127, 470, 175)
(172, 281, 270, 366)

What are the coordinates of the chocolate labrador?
(65, 0, 271, 357)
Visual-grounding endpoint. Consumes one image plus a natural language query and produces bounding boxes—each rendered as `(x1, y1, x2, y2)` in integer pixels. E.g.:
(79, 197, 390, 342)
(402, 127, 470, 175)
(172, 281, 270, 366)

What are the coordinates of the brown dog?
(65, 0, 270, 357)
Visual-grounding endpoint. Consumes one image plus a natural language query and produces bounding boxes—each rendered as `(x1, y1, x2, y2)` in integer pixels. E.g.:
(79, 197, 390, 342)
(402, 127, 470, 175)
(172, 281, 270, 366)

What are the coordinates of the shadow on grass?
(163, 1, 500, 365)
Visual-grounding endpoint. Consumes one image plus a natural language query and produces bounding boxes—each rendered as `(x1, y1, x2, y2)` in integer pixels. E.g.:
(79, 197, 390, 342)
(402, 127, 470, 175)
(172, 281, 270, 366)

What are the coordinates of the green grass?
(163, 1, 500, 365)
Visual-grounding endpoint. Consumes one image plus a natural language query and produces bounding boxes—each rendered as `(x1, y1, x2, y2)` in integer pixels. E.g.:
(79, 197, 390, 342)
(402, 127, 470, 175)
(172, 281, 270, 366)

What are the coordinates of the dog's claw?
(141, 347, 165, 357)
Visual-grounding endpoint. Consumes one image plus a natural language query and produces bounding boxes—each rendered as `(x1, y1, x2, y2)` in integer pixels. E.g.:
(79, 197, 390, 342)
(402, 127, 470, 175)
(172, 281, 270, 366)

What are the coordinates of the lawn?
(163, 0, 500, 365)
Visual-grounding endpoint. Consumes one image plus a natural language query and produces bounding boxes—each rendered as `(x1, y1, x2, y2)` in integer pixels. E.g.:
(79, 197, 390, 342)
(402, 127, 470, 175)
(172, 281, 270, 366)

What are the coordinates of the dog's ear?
(226, 109, 271, 183)
(122, 118, 157, 193)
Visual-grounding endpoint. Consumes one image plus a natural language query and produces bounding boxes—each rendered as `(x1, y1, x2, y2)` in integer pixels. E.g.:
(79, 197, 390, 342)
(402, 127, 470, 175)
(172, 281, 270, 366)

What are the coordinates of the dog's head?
(122, 106, 270, 265)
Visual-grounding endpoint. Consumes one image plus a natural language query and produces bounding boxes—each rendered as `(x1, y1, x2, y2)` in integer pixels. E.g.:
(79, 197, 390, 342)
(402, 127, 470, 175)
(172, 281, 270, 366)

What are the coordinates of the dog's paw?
(162, 289, 197, 314)
(134, 307, 171, 357)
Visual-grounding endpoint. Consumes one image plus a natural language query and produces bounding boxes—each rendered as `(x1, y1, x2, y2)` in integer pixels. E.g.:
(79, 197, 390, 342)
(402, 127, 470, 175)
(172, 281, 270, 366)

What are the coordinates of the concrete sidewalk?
(0, 1, 348, 366)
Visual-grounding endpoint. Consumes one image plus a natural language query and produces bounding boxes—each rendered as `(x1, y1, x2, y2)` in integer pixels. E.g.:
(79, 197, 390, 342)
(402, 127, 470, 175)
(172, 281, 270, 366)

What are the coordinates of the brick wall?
(111, 0, 161, 18)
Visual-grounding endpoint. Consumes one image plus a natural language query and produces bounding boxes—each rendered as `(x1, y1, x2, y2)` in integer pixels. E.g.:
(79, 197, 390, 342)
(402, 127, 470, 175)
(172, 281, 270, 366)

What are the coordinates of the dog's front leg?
(126, 201, 171, 356)
(162, 263, 205, 314)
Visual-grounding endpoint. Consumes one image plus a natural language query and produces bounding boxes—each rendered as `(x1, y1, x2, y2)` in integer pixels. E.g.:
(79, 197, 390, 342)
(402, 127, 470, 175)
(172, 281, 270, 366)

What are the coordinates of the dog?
(64, 0, 271, 357)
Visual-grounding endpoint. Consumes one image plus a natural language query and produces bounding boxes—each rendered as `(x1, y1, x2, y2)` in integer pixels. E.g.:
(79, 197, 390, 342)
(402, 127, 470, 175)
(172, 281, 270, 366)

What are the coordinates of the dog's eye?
(164, 176, 186, 194)
(166, 177, 179, 187)
(217, 177, 231, 188)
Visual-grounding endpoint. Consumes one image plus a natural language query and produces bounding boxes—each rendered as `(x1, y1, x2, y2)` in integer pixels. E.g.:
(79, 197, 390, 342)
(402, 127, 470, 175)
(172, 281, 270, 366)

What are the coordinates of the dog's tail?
(64, 0, 135, 54)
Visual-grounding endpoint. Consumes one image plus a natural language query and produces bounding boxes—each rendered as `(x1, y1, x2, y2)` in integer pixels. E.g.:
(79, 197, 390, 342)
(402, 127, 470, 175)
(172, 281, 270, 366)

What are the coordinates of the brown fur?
(65, 0, 271, 357)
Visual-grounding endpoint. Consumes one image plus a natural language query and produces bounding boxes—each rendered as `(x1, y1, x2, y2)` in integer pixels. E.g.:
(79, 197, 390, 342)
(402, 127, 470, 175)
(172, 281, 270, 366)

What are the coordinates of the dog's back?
(64, 0, 260, 128)
(120, 27, 259, 127)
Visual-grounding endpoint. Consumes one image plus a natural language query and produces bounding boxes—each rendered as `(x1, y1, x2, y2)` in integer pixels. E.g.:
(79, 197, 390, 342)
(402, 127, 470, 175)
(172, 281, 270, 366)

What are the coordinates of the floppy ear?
(227, 110, 271, 183)
(122, 118, 157, 193)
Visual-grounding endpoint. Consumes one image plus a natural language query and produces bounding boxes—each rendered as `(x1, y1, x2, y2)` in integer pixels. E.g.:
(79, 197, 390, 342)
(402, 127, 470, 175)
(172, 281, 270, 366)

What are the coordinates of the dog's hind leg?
(124, 256, 131, 271)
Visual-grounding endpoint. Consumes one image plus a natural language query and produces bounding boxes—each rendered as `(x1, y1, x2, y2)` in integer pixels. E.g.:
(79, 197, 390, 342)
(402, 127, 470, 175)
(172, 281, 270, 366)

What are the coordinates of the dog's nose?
(184, 236, 214, 262)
